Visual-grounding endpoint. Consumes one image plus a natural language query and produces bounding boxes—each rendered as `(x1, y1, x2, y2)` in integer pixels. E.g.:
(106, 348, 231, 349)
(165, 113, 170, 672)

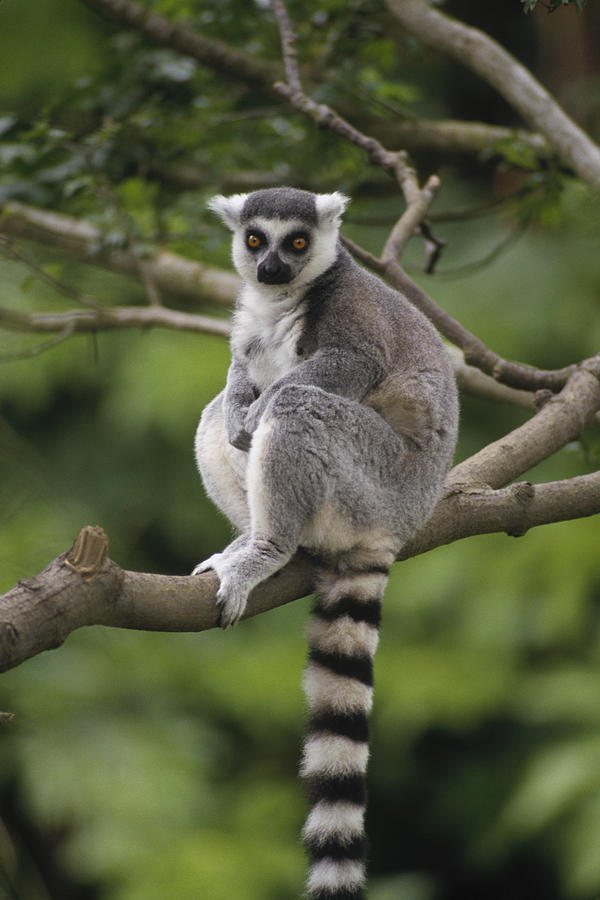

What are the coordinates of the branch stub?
(65, 526, 109, 579)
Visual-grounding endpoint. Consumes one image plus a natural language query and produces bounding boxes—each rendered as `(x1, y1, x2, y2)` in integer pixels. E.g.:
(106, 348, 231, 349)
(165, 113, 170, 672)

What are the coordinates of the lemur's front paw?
(215, 578, 248, 628)
(243, 396, 267, 438)
(229, 428, 252, 452)
(191, 552, 225, 577)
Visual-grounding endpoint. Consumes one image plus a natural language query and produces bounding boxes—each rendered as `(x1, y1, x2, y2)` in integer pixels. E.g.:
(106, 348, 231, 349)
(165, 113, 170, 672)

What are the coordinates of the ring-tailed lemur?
(193, 187, 458, 899)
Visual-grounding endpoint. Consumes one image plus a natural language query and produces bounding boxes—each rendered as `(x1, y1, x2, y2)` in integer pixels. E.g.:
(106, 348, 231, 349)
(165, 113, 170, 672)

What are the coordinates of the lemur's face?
(208, 188, 349, 294)
(234, 217, 317, 287)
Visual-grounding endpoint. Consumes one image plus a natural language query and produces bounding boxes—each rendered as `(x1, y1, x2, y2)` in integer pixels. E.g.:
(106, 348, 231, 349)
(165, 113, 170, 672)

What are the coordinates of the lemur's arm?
(224, 357, 258, 451)
(244, 346, 383, 438)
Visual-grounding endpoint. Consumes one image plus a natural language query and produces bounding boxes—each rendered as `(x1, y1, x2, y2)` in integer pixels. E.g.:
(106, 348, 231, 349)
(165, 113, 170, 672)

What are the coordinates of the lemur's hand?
(226, 406, 252, 451)
(243, 394, 268, 439)
(229, 427, 252, 452)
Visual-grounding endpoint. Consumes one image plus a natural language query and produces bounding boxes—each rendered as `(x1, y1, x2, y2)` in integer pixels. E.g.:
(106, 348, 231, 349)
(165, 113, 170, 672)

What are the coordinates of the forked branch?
(270, 0, 440, 260)
(3, 458, 600, 674)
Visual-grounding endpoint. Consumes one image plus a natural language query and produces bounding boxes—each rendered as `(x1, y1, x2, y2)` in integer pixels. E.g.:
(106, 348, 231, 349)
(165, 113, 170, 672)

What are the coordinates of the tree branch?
(81, 0, 279, 88)
(0, 199, 587, 398)
(448, 355, 600, 489)
(0, 304, 230, 344)
(399, 472, 600, 560)
(273, 80, 441, 253)
(377, 118, 552, 159)
(271, 0, 302, 93)
(378, 260, 581, 393)
(78, 0, 551, 165)
(0, 201, 239, 306)
(384, 0, 600, 189)
(3, 459, 600, 674)
(270, 1, 441, 262)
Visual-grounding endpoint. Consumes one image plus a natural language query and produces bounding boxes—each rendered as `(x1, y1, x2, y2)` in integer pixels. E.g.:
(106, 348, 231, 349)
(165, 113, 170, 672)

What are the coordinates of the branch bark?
(3, 459, 600, 674)
(3, 350, 599, 673)
(381, 260, 579, 392)
(0, 198, 590, 399)
(399, 472, 600, 560)
(384, 0, 600, 189)
(0, 304, 230, 342)
(448, 356, 600, 489)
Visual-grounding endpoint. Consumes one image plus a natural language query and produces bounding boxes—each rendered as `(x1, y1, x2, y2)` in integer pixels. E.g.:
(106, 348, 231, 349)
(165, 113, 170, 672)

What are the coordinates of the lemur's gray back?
(193, 187, 458, 899)
(298, 245, 456, 460)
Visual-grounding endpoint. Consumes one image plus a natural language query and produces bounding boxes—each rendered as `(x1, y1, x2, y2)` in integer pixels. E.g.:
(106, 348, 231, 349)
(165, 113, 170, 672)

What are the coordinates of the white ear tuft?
(315, 192, 350, 227)
(207, 193, 249, 231)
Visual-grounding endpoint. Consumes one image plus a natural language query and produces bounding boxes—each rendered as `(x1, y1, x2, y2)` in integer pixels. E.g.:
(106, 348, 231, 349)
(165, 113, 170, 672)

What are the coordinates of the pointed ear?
(315, 192, 350, 227)
(207, 193, 249, 231)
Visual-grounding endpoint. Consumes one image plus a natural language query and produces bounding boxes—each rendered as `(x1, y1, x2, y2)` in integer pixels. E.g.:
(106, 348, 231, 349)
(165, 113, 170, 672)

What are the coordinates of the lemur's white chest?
(232, 284, 306, 392)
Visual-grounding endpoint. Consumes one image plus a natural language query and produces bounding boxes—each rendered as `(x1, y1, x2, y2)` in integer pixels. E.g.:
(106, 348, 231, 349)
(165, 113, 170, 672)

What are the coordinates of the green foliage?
(1, 1, 600, 899)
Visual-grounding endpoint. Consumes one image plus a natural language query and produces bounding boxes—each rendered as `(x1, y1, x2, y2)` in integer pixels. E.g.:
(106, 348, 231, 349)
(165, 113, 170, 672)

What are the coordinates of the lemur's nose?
(262, 251, 283, 275)
(258, 251, 292, 284)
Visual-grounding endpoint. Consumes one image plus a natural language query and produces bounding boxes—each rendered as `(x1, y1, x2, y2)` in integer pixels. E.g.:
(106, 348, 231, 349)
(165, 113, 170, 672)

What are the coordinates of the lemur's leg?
(212, 384, 412, 626)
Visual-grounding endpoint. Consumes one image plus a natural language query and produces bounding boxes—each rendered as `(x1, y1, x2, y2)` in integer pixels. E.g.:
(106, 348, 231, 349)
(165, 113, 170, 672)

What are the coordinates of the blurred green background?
(1, 1, 600, 898)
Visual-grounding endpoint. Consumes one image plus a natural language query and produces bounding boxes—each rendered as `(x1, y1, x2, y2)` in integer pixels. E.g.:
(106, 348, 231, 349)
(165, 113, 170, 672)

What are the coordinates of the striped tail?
(301, 564, 388, 900)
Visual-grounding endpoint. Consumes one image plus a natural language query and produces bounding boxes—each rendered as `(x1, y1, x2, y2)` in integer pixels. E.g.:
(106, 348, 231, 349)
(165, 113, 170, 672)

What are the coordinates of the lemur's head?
(208, 187, 349, 289)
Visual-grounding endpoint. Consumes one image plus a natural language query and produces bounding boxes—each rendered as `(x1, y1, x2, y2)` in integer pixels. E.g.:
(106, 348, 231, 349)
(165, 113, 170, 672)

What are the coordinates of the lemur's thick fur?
(193, 187, 458, 898)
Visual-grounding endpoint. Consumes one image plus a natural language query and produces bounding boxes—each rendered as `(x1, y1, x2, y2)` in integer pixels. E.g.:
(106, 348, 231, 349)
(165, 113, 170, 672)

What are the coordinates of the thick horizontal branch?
(2, 463, 600, 673)
(384, 0, 600, 189)
(0, 527, 316, 674)
(0, 201, 239, 306)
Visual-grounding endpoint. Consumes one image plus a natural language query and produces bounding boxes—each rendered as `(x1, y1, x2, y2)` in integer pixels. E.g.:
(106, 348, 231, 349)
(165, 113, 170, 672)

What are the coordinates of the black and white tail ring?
(301, 565, 388, 900)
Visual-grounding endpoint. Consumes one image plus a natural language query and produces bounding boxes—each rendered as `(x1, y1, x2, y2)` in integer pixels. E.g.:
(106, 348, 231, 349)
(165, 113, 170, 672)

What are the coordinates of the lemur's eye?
(292, 236, 308, 251)
(247, 234, 262, 249)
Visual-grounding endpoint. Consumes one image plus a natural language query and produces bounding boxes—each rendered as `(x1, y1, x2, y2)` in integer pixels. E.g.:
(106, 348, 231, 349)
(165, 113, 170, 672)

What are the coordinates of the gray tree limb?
(384, 0, 600, 189)
(0, 201, 239, 306)
(2, 464, 600, 674)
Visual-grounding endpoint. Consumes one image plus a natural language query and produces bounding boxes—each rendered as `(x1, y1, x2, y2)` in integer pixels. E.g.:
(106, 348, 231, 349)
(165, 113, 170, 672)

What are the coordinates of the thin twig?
(420, 220, 447, 274)
(270, 0, 442, 265)
(380, 174, 441, 263)
(270, 0, 302, 92)
(272, 84, 440, 263)
(339, 236, 384, 271)
(0, 304, 231, 341)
